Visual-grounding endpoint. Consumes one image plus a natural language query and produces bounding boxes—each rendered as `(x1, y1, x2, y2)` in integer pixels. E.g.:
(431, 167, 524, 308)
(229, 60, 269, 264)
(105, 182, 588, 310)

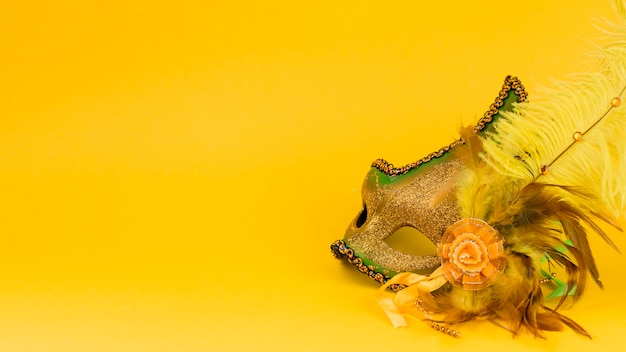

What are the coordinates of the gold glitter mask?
(331, 76, 528, 288)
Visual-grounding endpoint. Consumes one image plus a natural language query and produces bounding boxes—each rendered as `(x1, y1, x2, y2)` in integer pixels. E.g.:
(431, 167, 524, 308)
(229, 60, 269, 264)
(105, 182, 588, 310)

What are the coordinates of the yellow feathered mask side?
(379, 1, 626, 338)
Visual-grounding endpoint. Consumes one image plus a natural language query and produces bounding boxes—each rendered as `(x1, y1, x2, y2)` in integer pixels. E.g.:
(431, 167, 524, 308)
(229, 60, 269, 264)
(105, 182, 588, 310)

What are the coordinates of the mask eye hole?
(355, 204, 367, 228)
(384, 226, 437, 256)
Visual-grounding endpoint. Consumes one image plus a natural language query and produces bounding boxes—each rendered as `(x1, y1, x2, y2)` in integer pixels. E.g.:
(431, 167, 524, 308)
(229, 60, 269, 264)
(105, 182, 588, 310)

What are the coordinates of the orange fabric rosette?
(437, 218, 506, 290)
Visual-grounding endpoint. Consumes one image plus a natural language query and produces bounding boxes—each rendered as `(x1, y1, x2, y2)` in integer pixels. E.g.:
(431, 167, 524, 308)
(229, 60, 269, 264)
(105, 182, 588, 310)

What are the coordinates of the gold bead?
(540, 165, 550, 175)
(573, 131, 583, 141)
(612, 97, 621, 107)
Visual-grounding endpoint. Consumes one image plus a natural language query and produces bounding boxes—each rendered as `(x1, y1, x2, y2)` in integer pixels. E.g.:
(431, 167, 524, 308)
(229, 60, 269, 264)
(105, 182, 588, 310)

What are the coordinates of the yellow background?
(2, 1, 626, 351)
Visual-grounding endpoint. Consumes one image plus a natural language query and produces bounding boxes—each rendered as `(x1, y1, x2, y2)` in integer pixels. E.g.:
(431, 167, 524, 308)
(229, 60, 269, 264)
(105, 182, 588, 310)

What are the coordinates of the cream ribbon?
(376, 267, 448, 328)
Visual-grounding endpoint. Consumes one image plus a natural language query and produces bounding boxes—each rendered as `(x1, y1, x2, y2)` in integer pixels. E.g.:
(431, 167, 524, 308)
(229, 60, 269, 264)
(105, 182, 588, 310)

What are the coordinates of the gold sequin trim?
(372, 76, 527, 176)
(331, 240, 406, 291)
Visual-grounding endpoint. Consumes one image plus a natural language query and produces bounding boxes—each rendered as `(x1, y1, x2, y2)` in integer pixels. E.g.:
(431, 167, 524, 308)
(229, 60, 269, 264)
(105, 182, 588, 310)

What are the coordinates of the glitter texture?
(333, 76, 527, 279)
(346, 159, 463, 274)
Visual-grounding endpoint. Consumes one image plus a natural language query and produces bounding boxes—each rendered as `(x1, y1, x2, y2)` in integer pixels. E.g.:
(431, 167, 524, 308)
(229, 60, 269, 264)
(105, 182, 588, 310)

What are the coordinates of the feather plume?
(440, 3, 626, 336)
(478, 47, 626, 221)
(419, 1, 626, 337)
(375, 1, 626, 338)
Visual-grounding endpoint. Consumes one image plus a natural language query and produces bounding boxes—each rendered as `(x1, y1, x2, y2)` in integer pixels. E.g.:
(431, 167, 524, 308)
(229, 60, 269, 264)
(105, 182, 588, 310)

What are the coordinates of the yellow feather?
(377, 1, 626, 338)
(479, 41, 626, 220)
(436, 0, 626, 336)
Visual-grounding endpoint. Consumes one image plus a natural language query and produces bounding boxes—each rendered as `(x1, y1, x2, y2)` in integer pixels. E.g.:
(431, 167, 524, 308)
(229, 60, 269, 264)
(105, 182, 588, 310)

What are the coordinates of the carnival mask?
(332, 76, 525, 287)
(330, 30, 626, 336)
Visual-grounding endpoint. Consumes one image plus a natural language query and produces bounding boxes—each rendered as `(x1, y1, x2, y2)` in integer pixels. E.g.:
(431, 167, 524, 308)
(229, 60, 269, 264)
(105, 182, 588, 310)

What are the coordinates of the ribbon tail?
(378, 295, 408, 328)
(376, 268, 447, 328)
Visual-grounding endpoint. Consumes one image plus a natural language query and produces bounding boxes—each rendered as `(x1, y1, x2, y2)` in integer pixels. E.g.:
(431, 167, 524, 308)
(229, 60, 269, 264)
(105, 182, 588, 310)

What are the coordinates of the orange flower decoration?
(437, 218, 506, 291)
